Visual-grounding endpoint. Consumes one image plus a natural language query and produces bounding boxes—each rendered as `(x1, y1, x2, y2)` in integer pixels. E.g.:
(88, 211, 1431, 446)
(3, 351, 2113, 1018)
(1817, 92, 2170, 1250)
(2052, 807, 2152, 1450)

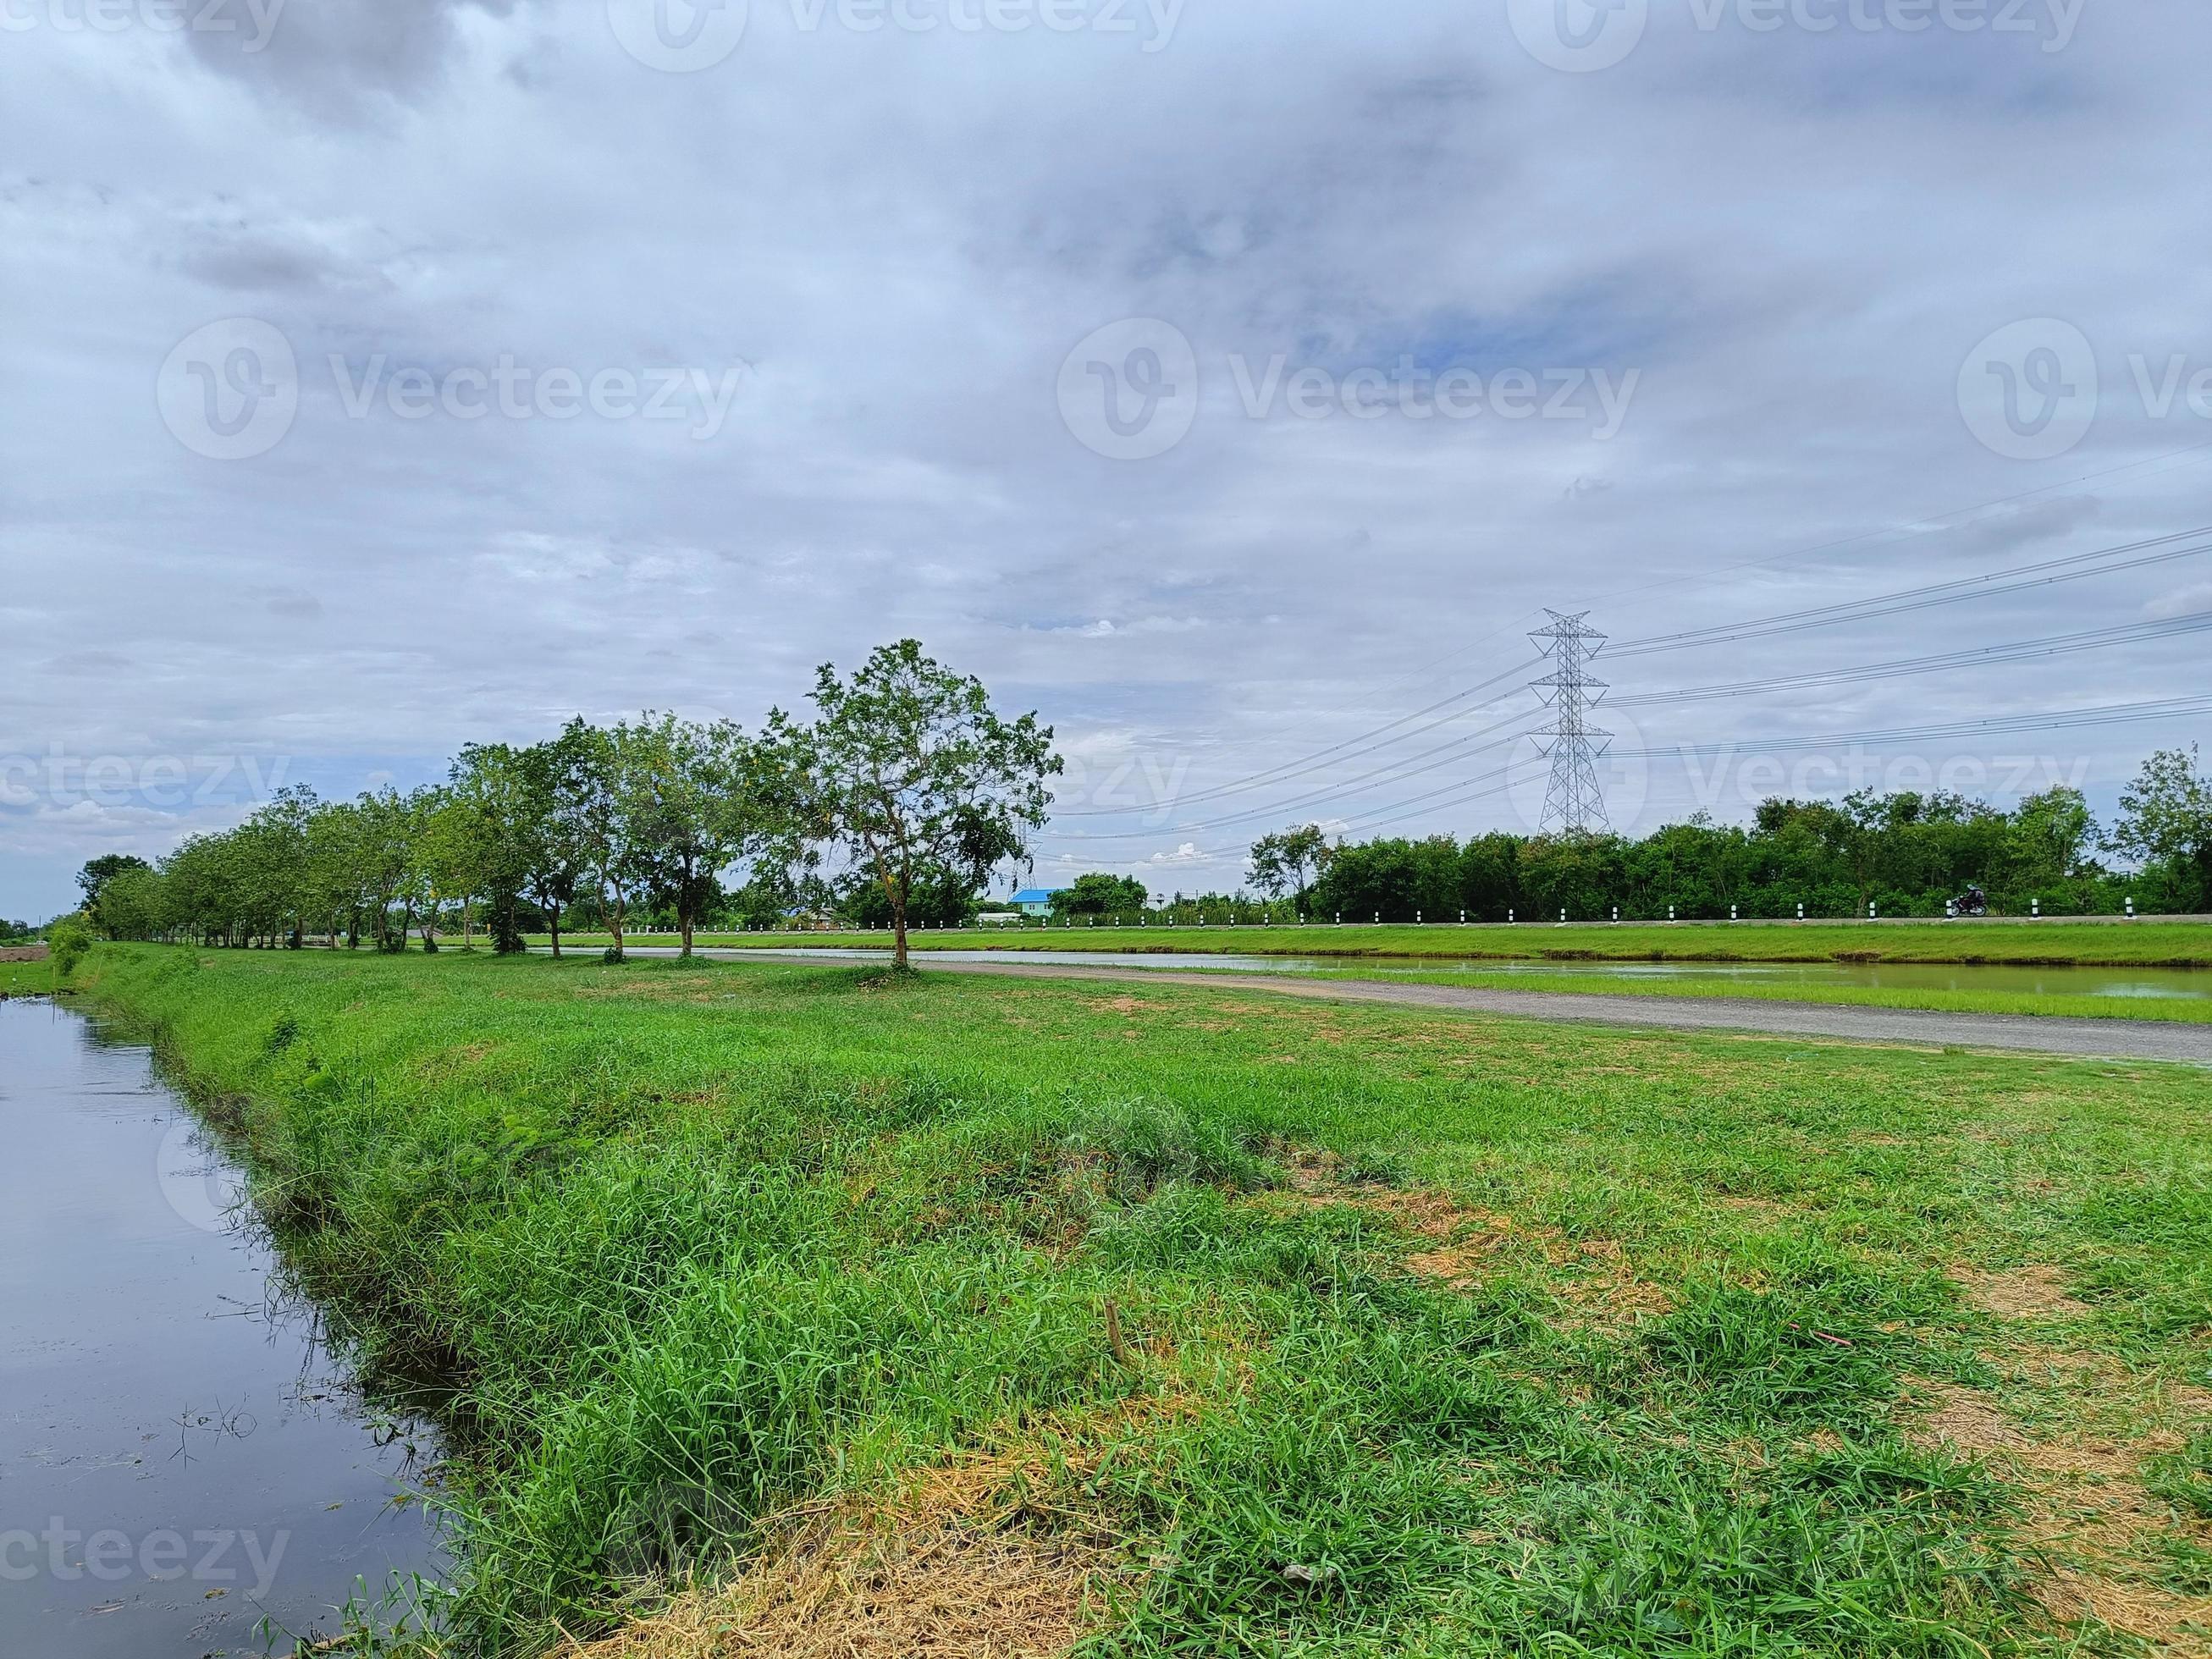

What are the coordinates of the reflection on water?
(0, 1000, 444, 1659)
(700, 946, 2210, 1002)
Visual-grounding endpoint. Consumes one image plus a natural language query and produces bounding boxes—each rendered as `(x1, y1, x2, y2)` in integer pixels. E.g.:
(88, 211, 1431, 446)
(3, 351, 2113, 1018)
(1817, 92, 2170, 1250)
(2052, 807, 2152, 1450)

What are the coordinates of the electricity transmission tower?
(1530, 610, 1612, 838)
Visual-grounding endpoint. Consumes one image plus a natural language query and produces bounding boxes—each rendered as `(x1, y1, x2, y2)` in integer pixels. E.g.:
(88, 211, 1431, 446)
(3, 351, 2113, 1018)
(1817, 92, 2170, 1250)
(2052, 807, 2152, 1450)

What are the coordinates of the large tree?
(1055, 872, 1149, 917)
(76, 854, 151, 927)
(622, 714, 761, 958)
(770, 639, 1060, 968)
(2109, 746, 2212, 909)
(553, 719, 661, 964)
(1248, 824, 1330, 910)
(450, 741, 557, 954)
(519, 726, 595, 958)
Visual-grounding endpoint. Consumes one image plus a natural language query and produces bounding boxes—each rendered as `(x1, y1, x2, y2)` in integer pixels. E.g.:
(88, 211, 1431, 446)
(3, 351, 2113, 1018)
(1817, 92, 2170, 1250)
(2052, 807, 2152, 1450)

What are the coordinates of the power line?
(1607, 695, 2212, 758)
(1051, 658, 1539, 817)
(1567, 438, 2212, 615)
(1610, 528, 2212, 659)
(1047, 717, 1546, 843)
(1613, 609, 2212, 707)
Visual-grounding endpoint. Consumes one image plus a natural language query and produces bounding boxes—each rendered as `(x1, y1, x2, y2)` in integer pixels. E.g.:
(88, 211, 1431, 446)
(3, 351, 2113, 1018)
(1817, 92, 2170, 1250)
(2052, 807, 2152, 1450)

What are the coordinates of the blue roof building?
(1009, 888, 1062, 915)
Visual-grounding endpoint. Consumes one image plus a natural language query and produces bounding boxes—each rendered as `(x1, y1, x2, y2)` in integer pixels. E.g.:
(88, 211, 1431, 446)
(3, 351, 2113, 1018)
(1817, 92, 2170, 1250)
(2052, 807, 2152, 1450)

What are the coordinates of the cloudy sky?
(4, 0, 2209, 918)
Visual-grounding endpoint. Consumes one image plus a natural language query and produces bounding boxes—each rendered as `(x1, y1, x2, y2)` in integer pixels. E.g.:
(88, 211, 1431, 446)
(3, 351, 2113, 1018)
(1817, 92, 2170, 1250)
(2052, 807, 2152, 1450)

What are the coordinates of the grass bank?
(71, 945, 2212, 1656)
(533, 918, 2212, 967)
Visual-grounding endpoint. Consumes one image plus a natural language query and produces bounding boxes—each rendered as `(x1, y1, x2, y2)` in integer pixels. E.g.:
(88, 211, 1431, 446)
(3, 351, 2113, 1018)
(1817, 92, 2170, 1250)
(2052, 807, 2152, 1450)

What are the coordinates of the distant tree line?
(75, 642, 1059, 969)
(1249, 747, 2212, 922)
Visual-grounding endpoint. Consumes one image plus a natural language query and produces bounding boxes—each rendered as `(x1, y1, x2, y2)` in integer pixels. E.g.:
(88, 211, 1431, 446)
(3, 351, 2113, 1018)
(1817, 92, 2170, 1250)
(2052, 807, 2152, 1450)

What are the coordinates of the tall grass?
(72, 945, 2212, 1656)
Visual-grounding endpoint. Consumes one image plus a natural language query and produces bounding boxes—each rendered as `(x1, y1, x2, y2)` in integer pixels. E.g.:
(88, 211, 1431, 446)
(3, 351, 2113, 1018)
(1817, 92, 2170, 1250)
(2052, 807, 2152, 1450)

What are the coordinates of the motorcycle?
(1950, 888, 1989, 918)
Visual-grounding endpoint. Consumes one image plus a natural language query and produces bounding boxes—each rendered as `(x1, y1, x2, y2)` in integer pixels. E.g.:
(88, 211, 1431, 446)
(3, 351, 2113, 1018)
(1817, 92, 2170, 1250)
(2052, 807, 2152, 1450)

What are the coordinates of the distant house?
(1009, 888, 1063, 917)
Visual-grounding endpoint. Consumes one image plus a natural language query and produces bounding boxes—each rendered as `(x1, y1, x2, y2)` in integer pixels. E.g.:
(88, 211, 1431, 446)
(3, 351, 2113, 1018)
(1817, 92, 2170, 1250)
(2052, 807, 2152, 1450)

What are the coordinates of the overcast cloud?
(4, 0, 2209, 916)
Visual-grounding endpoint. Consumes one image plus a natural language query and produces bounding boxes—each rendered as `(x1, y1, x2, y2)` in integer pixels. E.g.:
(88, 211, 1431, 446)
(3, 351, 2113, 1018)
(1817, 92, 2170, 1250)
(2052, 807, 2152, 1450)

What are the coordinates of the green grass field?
(535, 918, 2212, 967)
(0, 950, 54, 998)
(65, 945, 2212, 1656)
(533, 919, 2212, 1024)
(1295, 963, 2212, 1024)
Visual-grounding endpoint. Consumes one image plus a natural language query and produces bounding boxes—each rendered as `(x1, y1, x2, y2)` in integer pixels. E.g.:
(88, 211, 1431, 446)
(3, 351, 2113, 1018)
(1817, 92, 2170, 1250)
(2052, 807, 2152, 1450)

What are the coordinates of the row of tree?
(80, 642, 1060, 968)
(1241, 748, 2212, 922)
(65, 686, 2212, 945)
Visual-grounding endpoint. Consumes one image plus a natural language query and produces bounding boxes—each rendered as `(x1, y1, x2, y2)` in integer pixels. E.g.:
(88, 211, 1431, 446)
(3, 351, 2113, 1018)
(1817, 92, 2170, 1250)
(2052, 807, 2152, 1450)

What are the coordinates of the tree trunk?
(605, 882, 626, 962)
(549, 904, 563, 959)
(891, 899, 909, 969)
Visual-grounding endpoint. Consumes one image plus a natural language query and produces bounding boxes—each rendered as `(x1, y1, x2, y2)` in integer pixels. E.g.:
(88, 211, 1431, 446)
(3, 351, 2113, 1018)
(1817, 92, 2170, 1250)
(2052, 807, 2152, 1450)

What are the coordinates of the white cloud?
(1, 6, 2209, 914)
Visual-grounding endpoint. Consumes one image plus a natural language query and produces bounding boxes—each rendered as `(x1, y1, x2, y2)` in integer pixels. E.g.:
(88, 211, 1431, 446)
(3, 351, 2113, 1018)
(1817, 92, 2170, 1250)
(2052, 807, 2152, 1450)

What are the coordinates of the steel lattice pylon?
(1530, 609, 1612, 838)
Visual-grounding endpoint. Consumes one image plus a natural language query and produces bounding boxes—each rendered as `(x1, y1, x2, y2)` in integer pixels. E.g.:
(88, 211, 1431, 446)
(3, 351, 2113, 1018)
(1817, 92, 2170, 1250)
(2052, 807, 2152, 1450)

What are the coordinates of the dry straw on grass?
(555, 1403, 1186, 1659)
(1905, 1373, 2212, 1650)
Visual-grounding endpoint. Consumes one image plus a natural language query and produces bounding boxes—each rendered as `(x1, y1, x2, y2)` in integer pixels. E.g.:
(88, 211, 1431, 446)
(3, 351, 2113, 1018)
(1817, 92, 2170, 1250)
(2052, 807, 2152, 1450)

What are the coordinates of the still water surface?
(0, 999, 443, 1657)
